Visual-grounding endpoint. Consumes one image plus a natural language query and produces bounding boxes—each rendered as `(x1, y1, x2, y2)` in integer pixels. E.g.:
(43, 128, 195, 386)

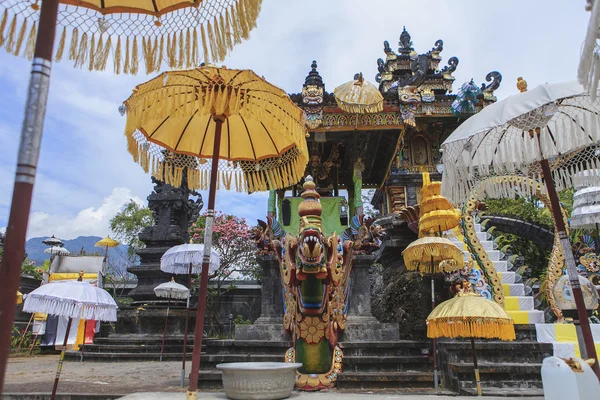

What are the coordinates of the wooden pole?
(187, 116, 224, 399)
(160, 298, 171, 362)
(50, 317, 73, 400)
(181, 262, 193, 387)
(15, 314, 34, 354)
(431, 256, 438, 390)
(539, 158, 600, 380)
(470, 337, 482, 396)
(0, 0, 59, 391)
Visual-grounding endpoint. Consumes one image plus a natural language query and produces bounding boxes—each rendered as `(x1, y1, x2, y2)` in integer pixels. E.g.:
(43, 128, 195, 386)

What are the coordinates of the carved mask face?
(297, 227, 326, 272)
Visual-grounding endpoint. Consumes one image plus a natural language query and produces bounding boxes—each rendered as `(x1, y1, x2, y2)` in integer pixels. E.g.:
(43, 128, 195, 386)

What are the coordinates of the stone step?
(197, 370, 223, 389)
(342, 355, 431, 372)
(94, 336, 194, 346)
(449, 362, 542, 385)
(506, 310, 545, 325)
(336, 371, 434, 389)
(505, 296, 534, 311)
(503, 283, 525, 296)
(446, 362, 543, 394)
(339, 341, 431, 357)
(486, 250, 502, 261)
(438, 341, 552, 364)
(460, 386, 544, 397)
(80, 343, 196, 353)
(494, 260, 508, 272)
(499, 271, 516, 284)
(203, 340, 292, 356)
(480, 240, 495, 251)
(64, 350, 196, 362)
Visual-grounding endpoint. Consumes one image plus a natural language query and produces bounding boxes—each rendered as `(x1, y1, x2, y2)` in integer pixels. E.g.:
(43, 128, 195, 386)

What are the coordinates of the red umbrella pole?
(181, 262, 193, 387)
(0, 0, 60, 392)
(50, 317, 73, 400)
(540, 158, 600, 380)
(188, 116, 224, 399)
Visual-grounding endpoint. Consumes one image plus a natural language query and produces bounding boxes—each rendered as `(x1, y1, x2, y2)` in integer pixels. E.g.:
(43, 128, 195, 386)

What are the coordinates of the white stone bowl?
(217, 362, 302, 400)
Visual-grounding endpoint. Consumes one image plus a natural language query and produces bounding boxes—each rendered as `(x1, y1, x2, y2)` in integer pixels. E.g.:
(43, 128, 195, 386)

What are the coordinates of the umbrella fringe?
(23, 296, 117, 322)
(0, 0, 263, 73)
(427, 318, 516, 341)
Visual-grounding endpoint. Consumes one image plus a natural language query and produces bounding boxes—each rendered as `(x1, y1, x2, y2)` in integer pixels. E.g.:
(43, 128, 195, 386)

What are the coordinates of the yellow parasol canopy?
(95, 236, 119, 248)
(420, 195, 455, 215)
(402, 233, 464, 274)
(0, 0, 262, 73)
(124, 65, 308, 192)
(333, 73, 384, 114)
(418, 209, 461, 236)
(16, 291, 23, 305)
(427, 291, 516, 341)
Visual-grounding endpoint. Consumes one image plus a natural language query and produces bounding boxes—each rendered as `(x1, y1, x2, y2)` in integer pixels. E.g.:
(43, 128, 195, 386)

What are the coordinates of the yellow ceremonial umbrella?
(95, 236, 119, 258)
(122, 65, 307, 399)
(402, 232, 464, 274)
(427, 291, 516, 396)
(333, 73, 384, 114)
(0, 1, 263, 386)
(420, 195, 455, 215)
(16, 291, 22, 305)
(402, 226, 464, 389)
(418, 209, 462, 236)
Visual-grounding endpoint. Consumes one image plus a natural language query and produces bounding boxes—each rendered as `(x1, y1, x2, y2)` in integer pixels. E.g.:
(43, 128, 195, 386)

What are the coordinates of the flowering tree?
(189, 211, 259, 335)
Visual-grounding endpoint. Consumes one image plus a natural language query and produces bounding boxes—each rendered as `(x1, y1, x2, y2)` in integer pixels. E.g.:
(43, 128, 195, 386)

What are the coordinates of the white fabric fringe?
(579, 0, 600, 101)
(23, 282, 117, 322)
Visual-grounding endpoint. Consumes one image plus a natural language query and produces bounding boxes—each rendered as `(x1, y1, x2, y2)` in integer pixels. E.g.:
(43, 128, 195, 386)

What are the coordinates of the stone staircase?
(437, 326, 551, 397)
(336, 341, 434, 390)
(447, 221, 544, 325)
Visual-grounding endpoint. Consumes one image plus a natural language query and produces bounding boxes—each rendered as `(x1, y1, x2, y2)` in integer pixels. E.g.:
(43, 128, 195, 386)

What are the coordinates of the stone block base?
(235, 317, 290, 341)
(115, 308, 195, 335)
(342, 316, 399, 341)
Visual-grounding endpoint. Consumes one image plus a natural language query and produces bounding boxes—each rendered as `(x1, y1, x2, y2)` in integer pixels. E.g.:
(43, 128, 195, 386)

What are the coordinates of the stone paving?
(5, 355, 543, 399)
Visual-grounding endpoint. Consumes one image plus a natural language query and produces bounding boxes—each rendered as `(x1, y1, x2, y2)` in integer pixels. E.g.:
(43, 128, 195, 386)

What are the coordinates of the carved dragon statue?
(281, 176, 354, 390)
(342, 214, 387, 255)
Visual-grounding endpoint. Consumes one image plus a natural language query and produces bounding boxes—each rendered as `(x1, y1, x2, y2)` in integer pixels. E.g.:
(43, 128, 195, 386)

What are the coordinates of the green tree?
(109, 200, 153, 261)
(189, 211, 258, 336)
(484, 189, 575, 278)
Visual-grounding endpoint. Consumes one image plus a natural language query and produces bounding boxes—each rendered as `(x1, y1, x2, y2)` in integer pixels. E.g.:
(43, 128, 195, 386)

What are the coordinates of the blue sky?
(0, 0, 590, 239)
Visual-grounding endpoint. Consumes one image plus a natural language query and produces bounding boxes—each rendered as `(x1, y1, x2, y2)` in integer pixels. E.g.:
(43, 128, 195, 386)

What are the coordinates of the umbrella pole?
(181, 262, 193, 387)
(0, 0, 59, 391)
(539, 158, 600, 379)
(188, 116, 224, 399)
(470, 337, 482, 397)
(430, 258, 438, 389)
(160, 298, 171, 362)
(50, 317, 73, 400)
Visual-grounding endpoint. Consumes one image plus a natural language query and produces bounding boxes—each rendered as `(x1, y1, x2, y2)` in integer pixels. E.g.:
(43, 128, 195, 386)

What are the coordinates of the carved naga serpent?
(461, 175, 565, 318)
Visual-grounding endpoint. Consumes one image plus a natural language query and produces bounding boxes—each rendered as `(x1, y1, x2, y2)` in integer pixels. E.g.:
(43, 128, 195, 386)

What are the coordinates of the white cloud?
(26, 187, 145, 240)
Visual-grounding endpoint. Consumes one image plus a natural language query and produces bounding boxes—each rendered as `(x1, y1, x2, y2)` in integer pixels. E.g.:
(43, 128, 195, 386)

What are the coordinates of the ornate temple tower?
(127, 176, 203, 303)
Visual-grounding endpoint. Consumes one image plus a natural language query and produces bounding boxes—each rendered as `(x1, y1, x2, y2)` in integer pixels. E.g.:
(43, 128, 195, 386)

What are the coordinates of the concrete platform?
(118, 393, 544, 399)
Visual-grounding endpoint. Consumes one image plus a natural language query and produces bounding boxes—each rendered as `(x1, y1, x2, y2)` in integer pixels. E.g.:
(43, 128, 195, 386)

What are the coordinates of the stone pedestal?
(235, 254, 289, 341)
(343, 254, 399, 341)
(128, 176, 202, 304)
(115, 308, 197, 335)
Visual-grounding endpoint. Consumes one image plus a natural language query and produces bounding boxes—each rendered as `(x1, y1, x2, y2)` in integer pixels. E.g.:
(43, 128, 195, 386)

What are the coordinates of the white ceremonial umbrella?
(161, 243, 221, 275)
(441, 79, 600, 380)
(42, 235, 64, 248)
(160, 243, 220, 387)
(44, 246, 70, 256)
(154, 279, 190, 362)
(23, 279, 117, 400)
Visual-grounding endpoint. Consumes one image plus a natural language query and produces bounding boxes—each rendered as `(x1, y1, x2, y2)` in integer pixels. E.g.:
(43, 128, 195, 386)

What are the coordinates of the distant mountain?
(25, 236, 132, 276)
